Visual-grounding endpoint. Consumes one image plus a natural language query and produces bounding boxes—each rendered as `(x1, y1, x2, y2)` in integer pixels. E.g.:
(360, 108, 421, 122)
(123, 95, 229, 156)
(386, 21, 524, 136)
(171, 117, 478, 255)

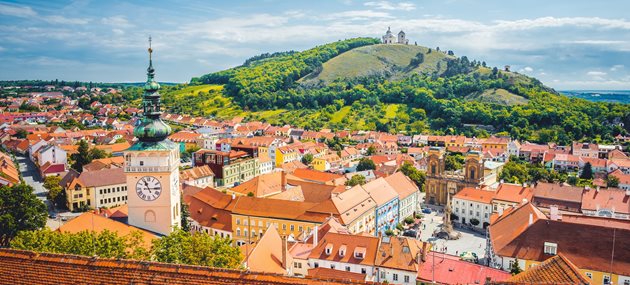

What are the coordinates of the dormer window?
(325, 244, 334, 255)
(339, 245, 347, 257)
(544, 242, 557, 255)
(354, 247, 366, 259)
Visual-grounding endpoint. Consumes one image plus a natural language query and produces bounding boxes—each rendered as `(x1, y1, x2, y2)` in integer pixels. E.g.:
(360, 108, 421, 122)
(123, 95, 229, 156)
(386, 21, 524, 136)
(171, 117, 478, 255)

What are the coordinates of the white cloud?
(101, 16, 133, 28)
(364, 1, 415, 11)
(45, 15, 89, 25)
(0, 3, 36, 18)
(569, 40, 626, 45)
(523, 66, 533, 72)
(112, 28, 125, 35)
(587, 71, 607, 76)
(611, 64, 624, 71)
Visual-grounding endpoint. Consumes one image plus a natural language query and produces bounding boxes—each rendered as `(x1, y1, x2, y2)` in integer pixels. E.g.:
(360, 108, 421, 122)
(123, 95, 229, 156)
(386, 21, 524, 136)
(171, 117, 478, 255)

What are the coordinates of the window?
(404, 275, 410, 283)
(393, 274, 398, 281)
(585, 272, 592, 279)
(623, 279, 629, 285)
(361, 268, 366, 274)
(345, 266, 350, 271)
(543, 242, 557, 255)
(282, 224, 287, 230)
(603, 276, 611, 285)
(236, 219, 241, 225)
(313, 262, 319, 268)
(290, 225, 295, 231)
(330, 264, 335, 269)
(380, 271, 385, 279)
(144, 210, 156, 223)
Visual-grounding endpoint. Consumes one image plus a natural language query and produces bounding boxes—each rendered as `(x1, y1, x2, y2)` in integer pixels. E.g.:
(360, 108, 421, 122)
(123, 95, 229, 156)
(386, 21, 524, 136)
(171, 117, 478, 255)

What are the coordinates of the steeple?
(133, 37, 172, 143)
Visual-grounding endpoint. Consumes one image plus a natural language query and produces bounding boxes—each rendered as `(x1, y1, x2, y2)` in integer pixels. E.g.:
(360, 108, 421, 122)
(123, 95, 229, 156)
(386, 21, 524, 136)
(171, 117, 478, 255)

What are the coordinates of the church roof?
(127, 139, 178, 151)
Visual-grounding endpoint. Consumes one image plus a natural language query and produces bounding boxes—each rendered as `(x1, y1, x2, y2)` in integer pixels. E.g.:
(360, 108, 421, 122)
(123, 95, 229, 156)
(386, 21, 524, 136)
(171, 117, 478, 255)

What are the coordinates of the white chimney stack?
(313, 226, 318, 246)
(550, 205, 561, 221)
(232, 193, 236, 200)
(522, 198, 528, 205)
(626, 189, 630, 196)
(528, 213, 533, 226)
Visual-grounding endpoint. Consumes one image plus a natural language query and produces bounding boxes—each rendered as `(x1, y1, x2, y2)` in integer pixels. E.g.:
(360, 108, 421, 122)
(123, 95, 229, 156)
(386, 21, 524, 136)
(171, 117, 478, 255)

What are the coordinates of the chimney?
(281, 235, 288, 269)
(313, 226, 318, 246)
(232, 193, 236, 200)
(281, 171, 287, 190)
(521, 198, 528, 205)
(626, 189, 630, 197)
(550, 205, 561, 221)
(596, 186, 600, 192)
(498, 207, 504, 215)
(528, 213, 533, 226)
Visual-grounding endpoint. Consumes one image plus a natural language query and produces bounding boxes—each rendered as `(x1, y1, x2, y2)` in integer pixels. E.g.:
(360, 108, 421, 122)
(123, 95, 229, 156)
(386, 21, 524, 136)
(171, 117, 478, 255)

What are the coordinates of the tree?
(15, 129, 28, 139)
(366, 145, 377, 155)
(384, 229, 394, 236)
(356, 158, 376, 171)
(152, 228, 241, 268)
(43, 176, 63, 208)
(71, 140, 91, 171)
(71, 140, 108, 172)
(510, 258, 523, 275)
(580, 162, 593, 180)
(404, 216, 414, 225)
(444, 154, 464, 171)
(10, 229, 149, 260)
(301, 153, 314, 165)
(400, 161, 425, 189)
(0, 183, 47, 246)
(607, 175, 620, 188)
(180, 196, 190, 232)
(345, 174, 366, 186)
(470, 218, 480, 226)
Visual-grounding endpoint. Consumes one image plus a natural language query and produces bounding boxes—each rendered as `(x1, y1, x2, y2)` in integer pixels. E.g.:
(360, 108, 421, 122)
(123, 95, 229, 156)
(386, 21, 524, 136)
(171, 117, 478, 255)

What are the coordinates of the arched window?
(144, 210, 156, 223)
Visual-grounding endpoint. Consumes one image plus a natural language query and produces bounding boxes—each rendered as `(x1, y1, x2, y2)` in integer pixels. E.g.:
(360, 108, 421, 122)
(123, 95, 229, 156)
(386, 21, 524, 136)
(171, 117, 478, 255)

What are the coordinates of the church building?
(124, 39, 181, 236)
(382, 27, 409, 44)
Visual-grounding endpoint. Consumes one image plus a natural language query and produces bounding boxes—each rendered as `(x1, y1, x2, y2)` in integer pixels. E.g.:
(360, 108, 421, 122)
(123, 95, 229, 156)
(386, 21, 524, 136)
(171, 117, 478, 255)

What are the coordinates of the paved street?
(418, 210, 488, 264)
(16, 154, 80, 229)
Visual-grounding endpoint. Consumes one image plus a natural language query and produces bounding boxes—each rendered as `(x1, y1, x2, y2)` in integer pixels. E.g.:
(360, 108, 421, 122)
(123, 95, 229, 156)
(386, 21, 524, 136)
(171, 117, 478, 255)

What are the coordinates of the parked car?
(422, 208, 432, 214)
(403, 230, 418, 238)
(49, 212, 57, 219)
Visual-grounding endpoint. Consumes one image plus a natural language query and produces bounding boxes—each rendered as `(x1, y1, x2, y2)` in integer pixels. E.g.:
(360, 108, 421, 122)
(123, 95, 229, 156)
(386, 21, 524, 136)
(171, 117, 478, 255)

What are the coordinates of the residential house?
(312, 185, 376, 235)
(532, 182, 583, 213)
(609, 169, 630, 190)
(362, 178, 399, 236)
(384, 172, 419, 220)
(291, 168, 346, 185)
(581, 187, 630, 220)
(488, 202, 630, 285)
(375, 236, 431, 285)
(242, 225, 293, 275)
(185, 185, 234, 239)
(312, 153, 341, 172)
(571, 142, 599, 158)
(504, 254, 591, 285)
(276, 145, 299, 167)
(308, 232, 380, 281)
(0, 152, 19, 186)
(180, 165, 214, 188)
(492, 183, 534, 214)
(453, 187, 496, 229)
(65, 168, 127, 211)
(193, 149, 259, 187)
(258, 156, 273, 175)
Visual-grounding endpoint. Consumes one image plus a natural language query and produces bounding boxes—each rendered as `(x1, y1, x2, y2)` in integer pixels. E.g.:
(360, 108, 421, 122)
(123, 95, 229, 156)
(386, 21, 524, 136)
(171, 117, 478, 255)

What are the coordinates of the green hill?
(300, 44, 453, 85)
(466, 88, 529, 106)
(179, 38, 630, 144)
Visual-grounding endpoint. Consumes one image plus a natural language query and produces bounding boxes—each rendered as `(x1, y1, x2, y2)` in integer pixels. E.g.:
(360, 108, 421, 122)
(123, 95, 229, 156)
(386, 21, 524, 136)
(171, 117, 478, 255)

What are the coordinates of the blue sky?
(0, 0, 629, 90)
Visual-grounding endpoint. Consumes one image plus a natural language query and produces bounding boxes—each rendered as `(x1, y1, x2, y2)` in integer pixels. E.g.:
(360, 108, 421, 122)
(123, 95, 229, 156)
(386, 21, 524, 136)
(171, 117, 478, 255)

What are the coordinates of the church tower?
(124, 38, 181, 236)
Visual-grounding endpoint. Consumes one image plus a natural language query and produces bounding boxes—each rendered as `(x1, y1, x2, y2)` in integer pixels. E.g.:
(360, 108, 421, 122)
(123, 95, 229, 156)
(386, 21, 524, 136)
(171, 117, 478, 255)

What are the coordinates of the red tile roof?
(581, 188, 630, 214)
(0, 248, 370, 285)
(493, 183, 534, 204)
(418, 252, 511, 284)
(506, 254, 590, 285)
(453, 187, 495, 204)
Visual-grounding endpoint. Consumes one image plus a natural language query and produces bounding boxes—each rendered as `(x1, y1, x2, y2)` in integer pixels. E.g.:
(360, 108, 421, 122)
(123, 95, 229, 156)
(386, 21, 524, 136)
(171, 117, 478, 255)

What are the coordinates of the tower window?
(144, 210, 156, 223)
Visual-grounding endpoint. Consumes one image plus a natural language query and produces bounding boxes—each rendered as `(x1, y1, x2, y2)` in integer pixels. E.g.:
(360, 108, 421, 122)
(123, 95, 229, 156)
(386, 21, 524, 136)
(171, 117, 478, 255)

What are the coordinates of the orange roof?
(384, 172, 418, 199)
(581, 188, 630, 215)
(230, 172, 285, 197)
(453, 187, 496, 204)
(0, 248, 370, 285)
(489, 203, 546, 256)
(58, 212, 157, 248)
(308, 232, 379, 266)
(292, 168, 344, 184)
(361, 177, 398, 205)
(494, 183, 534, 204)
(244, 226, 290, 275)
(180, 165, 214, 181)
(307, 267, 366, 282)
(507, 254, 590, 285)
(95, 142, 130, 153)
(376, 236, 430, 272)
(169, 131, 201, 142)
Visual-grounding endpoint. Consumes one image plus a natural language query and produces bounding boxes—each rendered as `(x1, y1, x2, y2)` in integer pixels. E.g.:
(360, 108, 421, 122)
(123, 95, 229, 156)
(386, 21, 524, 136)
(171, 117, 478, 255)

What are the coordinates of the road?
(16, 154, 80, 230)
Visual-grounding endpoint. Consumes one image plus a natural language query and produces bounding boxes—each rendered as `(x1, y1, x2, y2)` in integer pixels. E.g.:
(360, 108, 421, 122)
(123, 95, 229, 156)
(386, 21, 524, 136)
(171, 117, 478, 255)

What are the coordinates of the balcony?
(124, 165, 173, 173)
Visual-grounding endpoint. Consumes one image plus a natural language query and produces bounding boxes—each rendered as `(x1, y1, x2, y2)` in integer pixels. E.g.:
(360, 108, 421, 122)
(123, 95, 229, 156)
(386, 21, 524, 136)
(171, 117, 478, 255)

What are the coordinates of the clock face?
(136, 176, 162, 201)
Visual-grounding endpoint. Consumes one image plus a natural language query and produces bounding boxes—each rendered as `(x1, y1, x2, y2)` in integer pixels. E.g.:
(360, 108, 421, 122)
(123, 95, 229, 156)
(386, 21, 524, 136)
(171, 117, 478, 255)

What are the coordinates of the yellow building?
(230, 196, 330, 246)
(65, 168, 128, 211)
(311, 153, 341, 172)
(275, 146, 299, 167)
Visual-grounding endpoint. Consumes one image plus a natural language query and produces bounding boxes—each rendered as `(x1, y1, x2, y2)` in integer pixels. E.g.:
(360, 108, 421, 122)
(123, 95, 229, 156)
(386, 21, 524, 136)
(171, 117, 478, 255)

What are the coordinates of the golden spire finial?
(148, 36, 153, 59)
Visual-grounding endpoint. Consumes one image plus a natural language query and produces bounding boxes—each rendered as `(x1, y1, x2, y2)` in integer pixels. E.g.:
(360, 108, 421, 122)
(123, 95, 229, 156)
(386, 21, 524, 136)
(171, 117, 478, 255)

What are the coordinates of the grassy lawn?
(330, 106, 351, 123)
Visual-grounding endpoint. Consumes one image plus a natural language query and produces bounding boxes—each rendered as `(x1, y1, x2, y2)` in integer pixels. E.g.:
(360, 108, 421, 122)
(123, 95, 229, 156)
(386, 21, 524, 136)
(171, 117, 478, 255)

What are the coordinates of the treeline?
(191, 37, 381, 108)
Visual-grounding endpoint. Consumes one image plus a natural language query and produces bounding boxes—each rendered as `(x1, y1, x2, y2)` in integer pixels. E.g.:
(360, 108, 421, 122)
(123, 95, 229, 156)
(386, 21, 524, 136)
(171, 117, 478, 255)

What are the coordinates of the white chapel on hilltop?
(382, 27, 409, 44)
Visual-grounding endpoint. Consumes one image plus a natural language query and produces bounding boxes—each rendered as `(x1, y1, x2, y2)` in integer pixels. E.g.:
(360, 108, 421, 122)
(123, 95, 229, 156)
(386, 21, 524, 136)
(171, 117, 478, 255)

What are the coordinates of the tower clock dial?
(136, 176, 162, 201)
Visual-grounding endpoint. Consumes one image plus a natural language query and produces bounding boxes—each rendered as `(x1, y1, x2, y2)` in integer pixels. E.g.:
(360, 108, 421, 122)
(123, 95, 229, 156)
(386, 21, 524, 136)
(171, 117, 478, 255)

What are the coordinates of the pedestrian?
(456, 250, 458, 256)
